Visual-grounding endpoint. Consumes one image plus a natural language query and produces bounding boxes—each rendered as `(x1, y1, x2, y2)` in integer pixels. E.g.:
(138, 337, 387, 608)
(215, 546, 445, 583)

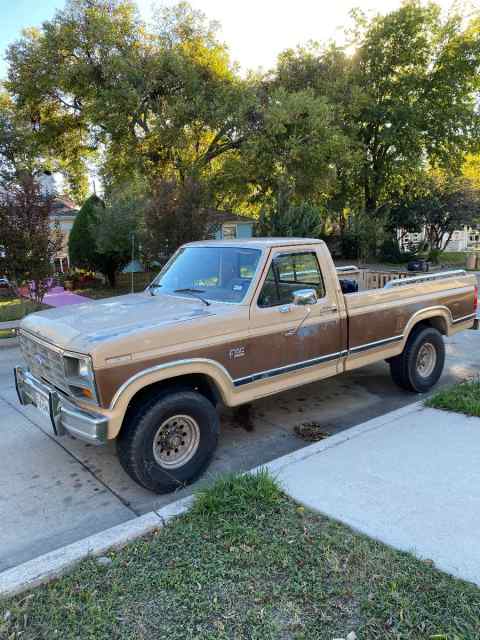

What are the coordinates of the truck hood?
(20, 292, 222, 355)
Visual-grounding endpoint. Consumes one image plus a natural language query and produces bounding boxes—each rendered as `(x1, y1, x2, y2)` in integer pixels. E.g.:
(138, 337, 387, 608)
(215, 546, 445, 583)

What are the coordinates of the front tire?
(390, 326, 445, 393)
(117, 390, 219, 493)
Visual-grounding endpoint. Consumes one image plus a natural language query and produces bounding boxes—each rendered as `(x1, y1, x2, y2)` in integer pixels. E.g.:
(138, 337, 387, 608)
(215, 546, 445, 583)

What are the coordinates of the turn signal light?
(82, 388, 93, 399)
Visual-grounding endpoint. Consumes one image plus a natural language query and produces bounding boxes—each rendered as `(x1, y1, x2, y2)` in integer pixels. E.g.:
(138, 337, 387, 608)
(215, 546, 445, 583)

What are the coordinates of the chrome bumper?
(14, 366, 108, 445)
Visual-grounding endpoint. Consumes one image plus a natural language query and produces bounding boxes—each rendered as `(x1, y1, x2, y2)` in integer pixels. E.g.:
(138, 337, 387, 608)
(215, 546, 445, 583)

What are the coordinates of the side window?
(257, 252, 325, 308)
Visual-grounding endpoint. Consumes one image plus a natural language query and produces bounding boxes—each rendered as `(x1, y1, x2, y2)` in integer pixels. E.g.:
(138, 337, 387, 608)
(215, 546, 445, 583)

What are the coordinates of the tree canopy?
(3, 0, 480, 261)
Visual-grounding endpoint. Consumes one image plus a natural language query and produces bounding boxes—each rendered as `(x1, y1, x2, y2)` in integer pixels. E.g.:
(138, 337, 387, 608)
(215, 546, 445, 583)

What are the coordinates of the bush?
(258, 200, 323, 238)
(340, 231, 361, 260)
(380, 238, 416, 264)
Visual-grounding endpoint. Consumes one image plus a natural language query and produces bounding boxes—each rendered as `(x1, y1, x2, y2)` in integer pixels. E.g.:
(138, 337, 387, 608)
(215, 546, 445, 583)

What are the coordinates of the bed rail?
(384, 269, 467, 289)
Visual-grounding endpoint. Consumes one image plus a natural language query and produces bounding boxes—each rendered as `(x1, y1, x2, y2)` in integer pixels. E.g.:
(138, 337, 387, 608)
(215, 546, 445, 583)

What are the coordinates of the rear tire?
(389, 326, 445, 393)
(117, 390, 219, 494)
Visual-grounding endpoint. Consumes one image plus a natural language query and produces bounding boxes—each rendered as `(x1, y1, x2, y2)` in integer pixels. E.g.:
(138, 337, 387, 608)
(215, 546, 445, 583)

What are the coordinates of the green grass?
(439, 252, 469, 267)
(426, 379, 480, 417)
(2, 471, 480, 639)
(0, 298, 48, 323)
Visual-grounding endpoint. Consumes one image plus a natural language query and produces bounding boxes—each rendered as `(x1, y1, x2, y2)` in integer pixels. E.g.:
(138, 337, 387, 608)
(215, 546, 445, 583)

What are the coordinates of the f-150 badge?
(229, 346, 246, 359)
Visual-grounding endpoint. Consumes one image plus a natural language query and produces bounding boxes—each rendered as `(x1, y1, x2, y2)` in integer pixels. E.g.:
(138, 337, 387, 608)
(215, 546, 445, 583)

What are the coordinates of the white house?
(39, 171, 79, 272)
(400, 225, 480, 253)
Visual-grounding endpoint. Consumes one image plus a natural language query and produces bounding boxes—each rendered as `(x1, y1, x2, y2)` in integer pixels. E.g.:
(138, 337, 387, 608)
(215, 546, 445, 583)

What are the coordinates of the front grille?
(20, 332, 69, 393)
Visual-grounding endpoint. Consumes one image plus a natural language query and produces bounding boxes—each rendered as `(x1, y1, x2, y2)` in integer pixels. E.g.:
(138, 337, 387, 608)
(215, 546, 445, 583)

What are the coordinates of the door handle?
(319, 305, 337, 315)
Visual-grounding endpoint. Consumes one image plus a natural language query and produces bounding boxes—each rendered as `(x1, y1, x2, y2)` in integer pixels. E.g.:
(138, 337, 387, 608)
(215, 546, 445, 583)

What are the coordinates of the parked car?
(0, 276, 10, 289)
(407, 258, 430, 272)
(14, 239, 478, 493)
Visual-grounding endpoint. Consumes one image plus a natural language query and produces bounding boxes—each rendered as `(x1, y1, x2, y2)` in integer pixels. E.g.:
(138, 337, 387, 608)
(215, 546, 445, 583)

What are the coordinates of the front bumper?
(14, 366, 108, 445)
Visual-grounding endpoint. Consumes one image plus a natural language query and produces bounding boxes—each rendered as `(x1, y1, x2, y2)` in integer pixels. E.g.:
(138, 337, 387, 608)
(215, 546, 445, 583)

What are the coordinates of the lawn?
(2, 472, 480, 640)
(0, 298, 49, 323)
(439, 252, 469, 268)
(426, 378, 480, 417)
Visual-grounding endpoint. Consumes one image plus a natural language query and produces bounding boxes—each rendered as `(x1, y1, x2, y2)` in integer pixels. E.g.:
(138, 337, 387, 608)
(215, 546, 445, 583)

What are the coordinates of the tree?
(69, 195, 104, 270)
(351, 1, 480, 219)
(69, 193, 132, 287)
(5, 0, 254, 195)
(389, 172, 480, 261)
(422, 175, 480, 258)
(258, 187, 324, 238)
(0, 176, 62, 303)
(93, 189, 142, 286)
(141, 177, 210, 260)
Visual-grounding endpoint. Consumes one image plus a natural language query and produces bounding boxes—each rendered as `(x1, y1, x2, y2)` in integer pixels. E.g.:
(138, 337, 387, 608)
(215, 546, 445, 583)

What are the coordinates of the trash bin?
(467, 253, 476, 270)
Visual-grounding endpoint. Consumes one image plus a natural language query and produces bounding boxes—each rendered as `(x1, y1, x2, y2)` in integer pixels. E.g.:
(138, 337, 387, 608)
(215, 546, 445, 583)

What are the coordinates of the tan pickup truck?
(15, 238, 478, 493)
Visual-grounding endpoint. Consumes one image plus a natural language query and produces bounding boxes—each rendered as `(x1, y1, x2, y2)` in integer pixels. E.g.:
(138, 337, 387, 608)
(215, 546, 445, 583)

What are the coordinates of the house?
(39, 172, 79, 272)
(49, 196, 79, 272)
(400, 225, 480, 253)
(206, 211, 255, 240)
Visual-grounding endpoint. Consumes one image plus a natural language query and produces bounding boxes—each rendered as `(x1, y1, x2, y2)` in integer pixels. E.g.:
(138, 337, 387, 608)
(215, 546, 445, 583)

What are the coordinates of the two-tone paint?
(19, 238, 478, 440)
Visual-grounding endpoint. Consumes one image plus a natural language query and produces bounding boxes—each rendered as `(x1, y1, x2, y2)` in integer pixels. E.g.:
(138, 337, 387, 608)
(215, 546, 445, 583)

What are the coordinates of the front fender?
(103, 358, 235, 439)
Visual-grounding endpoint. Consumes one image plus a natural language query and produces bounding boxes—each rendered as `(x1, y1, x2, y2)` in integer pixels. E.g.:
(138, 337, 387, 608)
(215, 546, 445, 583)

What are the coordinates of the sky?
(1, 0, 479, 80)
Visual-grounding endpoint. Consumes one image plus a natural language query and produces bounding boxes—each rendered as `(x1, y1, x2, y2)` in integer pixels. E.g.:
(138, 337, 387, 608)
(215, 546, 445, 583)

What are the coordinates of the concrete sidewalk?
(270, 402, 480, 586)
(43, 286, 90, 307)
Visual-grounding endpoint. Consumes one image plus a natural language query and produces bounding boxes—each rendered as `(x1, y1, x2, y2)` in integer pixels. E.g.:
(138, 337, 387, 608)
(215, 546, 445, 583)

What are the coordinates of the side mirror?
(292, 288, 318, 306)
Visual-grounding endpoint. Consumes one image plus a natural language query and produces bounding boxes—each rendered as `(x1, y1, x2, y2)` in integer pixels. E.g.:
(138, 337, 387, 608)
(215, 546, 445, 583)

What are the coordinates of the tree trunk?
(106, 269, 116, 288)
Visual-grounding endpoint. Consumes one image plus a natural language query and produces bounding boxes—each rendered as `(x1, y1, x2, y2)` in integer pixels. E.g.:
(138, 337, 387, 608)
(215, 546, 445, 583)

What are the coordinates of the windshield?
(149, 246, 262, 303)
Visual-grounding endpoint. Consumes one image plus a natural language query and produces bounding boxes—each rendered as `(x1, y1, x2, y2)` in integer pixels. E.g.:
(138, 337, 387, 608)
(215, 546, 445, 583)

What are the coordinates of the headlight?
(63, 354, 98, 404)
(78, 360, 90, 379)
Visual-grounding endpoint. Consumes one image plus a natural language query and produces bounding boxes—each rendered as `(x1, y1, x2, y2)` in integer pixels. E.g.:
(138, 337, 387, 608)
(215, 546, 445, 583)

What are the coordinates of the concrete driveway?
(1, 324, 479, 572)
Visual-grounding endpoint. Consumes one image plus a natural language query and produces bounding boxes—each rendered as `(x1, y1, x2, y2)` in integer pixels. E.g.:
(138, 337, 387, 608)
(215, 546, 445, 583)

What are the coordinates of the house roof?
(49, 197, 79, 217)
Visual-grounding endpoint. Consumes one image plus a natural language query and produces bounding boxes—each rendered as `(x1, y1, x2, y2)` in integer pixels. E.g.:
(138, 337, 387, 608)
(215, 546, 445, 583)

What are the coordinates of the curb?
(0, 495, 195, 599)
(0, 402, 425, 600)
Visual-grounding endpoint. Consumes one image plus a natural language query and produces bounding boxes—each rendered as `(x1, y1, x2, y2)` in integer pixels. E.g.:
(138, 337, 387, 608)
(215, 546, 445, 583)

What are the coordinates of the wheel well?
(410, 316, 447, 337)
(121, 374, 221, 431)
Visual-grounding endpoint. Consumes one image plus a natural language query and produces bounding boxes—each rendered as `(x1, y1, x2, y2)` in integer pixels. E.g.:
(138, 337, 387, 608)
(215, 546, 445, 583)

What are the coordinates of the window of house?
(257, 252, 325, 308)
(222, 224, 237, 239)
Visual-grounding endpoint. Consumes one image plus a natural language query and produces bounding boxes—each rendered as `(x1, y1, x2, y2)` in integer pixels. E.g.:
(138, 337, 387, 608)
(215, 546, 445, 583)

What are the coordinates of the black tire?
(389, 326, 445, 393)
(117, 390, 219, 494)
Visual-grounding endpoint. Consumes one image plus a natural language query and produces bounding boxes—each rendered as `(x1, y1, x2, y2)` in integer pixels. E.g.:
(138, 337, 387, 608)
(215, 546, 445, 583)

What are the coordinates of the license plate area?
(34, 390, 51, 418)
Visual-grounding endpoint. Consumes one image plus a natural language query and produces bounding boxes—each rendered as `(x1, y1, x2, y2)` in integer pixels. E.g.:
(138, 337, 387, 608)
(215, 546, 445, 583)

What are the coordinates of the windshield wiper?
(174, 288, 210, 306)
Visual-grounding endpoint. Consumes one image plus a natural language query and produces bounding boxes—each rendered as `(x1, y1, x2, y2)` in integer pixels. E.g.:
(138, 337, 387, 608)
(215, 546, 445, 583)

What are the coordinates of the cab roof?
(184, 238, 325, 249)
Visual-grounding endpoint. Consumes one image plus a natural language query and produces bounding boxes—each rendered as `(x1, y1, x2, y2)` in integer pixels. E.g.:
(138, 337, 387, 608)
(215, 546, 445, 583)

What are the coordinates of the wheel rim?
(153, 415, 201, 469)
(416, 342, 437, 378)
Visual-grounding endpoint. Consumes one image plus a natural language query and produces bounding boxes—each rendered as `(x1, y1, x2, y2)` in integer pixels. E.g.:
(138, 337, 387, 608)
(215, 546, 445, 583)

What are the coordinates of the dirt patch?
(294, 421, 330, 441)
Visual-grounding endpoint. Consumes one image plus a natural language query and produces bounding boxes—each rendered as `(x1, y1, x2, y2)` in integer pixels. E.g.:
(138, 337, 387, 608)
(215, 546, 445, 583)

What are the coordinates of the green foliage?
(68, 195, 103, 270)
(0, 176, 62, 303)
(3, 0, 480, 259)
(141, 177, 210, 259)
(69, 191, 140, 287)
(258, 188, 324, 238)
(389, 171, 480, 257)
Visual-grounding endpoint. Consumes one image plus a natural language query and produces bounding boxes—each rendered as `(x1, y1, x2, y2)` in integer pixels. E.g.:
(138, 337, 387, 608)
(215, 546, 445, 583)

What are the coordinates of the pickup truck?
(15, 238, 478, 493)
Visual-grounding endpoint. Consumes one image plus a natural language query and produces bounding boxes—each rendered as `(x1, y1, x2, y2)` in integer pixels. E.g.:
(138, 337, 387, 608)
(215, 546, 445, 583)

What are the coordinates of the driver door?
(247, 248, 343, 383)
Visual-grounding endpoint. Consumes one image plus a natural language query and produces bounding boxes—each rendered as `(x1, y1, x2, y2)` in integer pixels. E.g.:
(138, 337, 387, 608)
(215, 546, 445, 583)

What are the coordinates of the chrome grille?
(19, 332, 69, 393)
